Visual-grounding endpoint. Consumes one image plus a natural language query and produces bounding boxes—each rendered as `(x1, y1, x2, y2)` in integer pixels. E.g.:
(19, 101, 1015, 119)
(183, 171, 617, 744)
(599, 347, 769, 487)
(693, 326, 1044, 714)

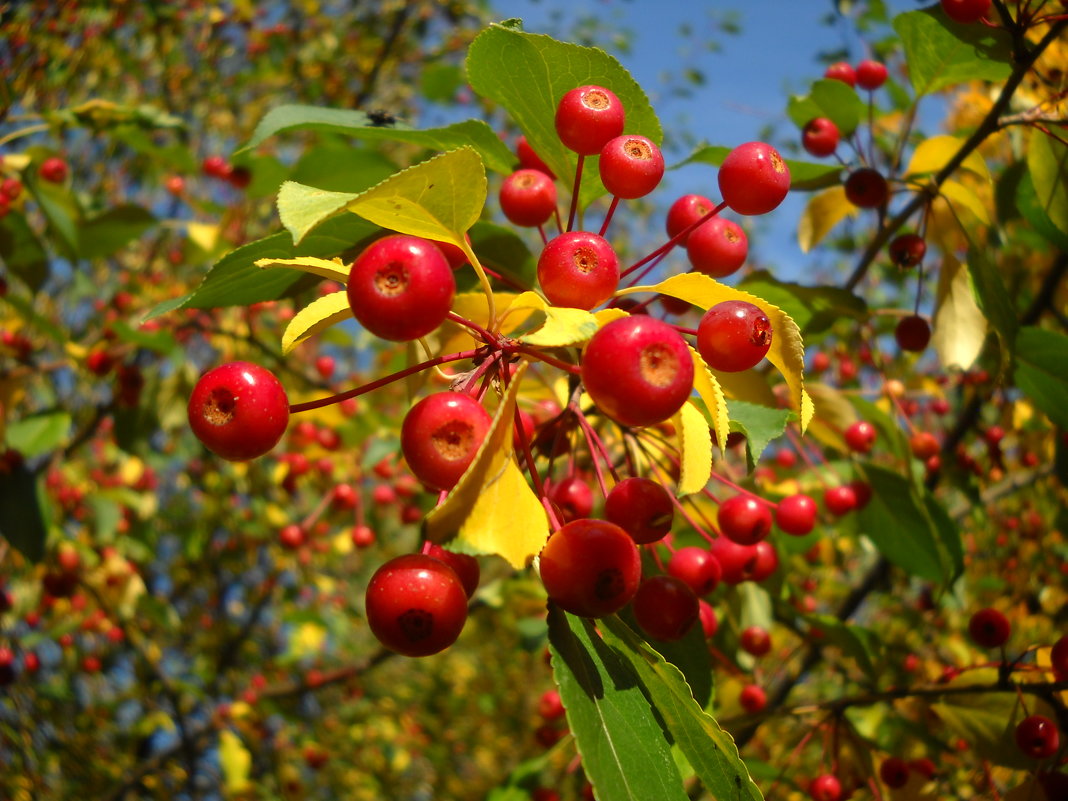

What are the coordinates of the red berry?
(941, 0, 992, 24)
(314, 355, 335, 380)
(968, 607, 1010, 648)
(849, 479, 873, 510)
(0, 177, 23, 200)
(739, 683, 766, 713)
(775, 450, 797, 469)
(776, 493, 817, 536)
(516, 135, 555, 178)
(331, 483, 357, 510)
(188, 362, 289, 461)
(1051, 635, 1068, 681)
(201, 155, 229, 178)
(425, 543, 480, 599)
(895, 315, 931, 352)
(889, 233, 926, 268)
(347, 235, 455, 342)
(547, 476, 594, 523)
(668, 546, 723, 596)
(718, 495, 773, 545)
(500, 169, 558, 227)
(697, 300, 773, 373)
(432, 235, 471, 270)
(879, 757, 910, 789)
(718, 142, 791, 216)
(824, 61, 856, 87)
(910, 431, 940, 460)
(352, 525, 376, 548)
(1015, 715, 1059, 759)
(599, 135, 664, 199)
(537, 231, 619, 310)
(750, 542, 779, 581)
(698, 600, 718, 638)
(537, 688, 565, 721)
(844, 420, 877, 454)
(604, 477, 674, 544)
(685, 217, 748, 278)
(581, 316, 695, 428)
(39, 157, 69, 183)
(555, 85, 626, 156)
(809, 774, 842, 801)
(709, 537, 758, 585)
(279, 524, 305, 550)
(365, 554, 468, 657)
(855, 60, 889, 90)
(227, 165, 252, 189)
(823, 485, 857, 517)
(740, 625, 771, 657)
(845, 168, 888, 208)
(164, 175, 185, 196)
(666, 194, 716, 244)
(632, 576, 699, 641)
(538, 519, 641, 618)
(401, 392, 492, 492)
(802, 118, 840, 158)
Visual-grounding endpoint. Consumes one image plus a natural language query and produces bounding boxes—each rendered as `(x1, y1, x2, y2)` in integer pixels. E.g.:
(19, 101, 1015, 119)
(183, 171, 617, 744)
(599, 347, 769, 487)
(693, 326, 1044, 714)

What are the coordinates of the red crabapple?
(895, 315, 931, 352)
(855, 60, 888, 90)
(845, 168, 888, 208)
(599, 135, 664, 199)
(941, 0, 992, 24)
(500, 169, 558, 227)
(668, 546, 723, 596)
(555, 85, 626, 155)
(1015, 715, 1060, 759)
(844, 420, 877, 454)
(697, 300, 773, 373)
(632, 576, 699, 641)
(604, 477, 674, 544)
(685, 217, 748, 278)
(802, 118, 840, 158)
(538, 519, 641, 618)
(739, 683, 767, 713)
(968, 607, 1010, 649)
(776, 493, 817, 536)
(666, 194, 716, 244)
(824, 61, 856, 87)
(718, 495, 773, 545)
(401, 392, 492, 492)
(537, 231, 619, 310)
(188, 362, 289, 461)
(718, 142, 791, 216)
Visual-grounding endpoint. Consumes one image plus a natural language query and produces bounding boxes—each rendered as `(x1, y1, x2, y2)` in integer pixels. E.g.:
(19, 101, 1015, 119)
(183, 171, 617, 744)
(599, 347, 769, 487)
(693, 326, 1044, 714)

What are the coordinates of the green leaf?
(420, 62, 465, 103)
(291, 143, 398, 194)
(739, 270, 867, 335)
(798, 613, 880, 678)
(1012, 163, 1068, 251)
(5, 411, 71, 458)
(787, 79, 866, 135)
(600, 617, 764, 801)
(78, 205, 157, 260)
(145, 215, 378, 318)
(1014, 327, 1068, 429)
(239, 105, 516, 175)
(27, 174, 81, 259)
(727, 399, 793, 472)
(893, 7, 1011, 96)
(278, 182, 362, 245)
(0, 212, 50, 292)
(966, 247, 1017, 353)
(856, 464, 959, 585)
(676, 146, 842, 191)
(0, 463, 46, 562)
(548, 608, 689, 801)
(1027, 129, 1068, 236)
(467, 22, 661, 210)
(464, 220, 536, 291)
(107, 320, 179, 355)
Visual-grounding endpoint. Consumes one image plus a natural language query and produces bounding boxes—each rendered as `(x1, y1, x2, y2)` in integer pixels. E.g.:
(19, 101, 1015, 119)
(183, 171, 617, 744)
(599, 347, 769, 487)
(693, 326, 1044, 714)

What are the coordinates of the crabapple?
(401, 392, 492, 492)
(538, 519, 641, 618)
(188, 362, 289, 461)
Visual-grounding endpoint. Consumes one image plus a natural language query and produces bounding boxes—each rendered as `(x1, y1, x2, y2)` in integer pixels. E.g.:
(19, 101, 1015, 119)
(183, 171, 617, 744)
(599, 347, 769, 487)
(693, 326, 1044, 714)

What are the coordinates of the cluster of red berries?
(0, 174, 23, 218)
(202, 154, 251, 189)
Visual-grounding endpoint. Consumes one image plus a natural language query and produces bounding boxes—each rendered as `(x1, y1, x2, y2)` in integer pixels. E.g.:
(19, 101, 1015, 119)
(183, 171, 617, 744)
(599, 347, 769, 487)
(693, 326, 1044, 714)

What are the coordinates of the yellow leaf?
(281, 290, 351, 354)
(905, 135, 990, 182)
(675, 400, 712, 496)
(710, 367, 778, 407)
(425, 362, 549, 568)
(65, 342, 88, 360)
(593, 307, 629, 327)
(688, 347, 730, 454)
(187, 222, 220, 253)
(218, 730, 252, 796)
(798, 185, 857, 253)
(440, 291, 520, 354)
(256, 255, 349, 284)
(939, 180, 990, 225)
(1, 154, 30, 170)
(119, 456, 145, 486)
(290, 622, 327, 658)
(333, 531, 353, 554)
(496, 292, 600, 347)
(347, 147, 486, 248)
(1012, 399, 1034, 430)
(932, 254, 986, 371)
(623, 273, 812, 432)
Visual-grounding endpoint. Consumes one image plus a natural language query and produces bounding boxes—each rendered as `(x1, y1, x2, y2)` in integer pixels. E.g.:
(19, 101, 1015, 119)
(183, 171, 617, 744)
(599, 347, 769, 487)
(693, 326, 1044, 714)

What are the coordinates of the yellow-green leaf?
(940, 180, 990, 225)
(187, 222, 220, 253)
(347, 147, 486, 250)
(798, 184, 857, 253)
(932, 254, 986, 371)
(278, 181, 361, 245)
(219, 729, 252, 796)
(689, 346, 730, 455)
(710, 367, 778, 407)
(425, 362, 549, 567)
(905, 135, 990, 182)
(804, 382, 857, 453)
(281, 290, 351, 354)
(624, 273, 812, 432)
(256, 255, 350, 284)
(674, 400, 712, 496)
(499, 291, 601, 347)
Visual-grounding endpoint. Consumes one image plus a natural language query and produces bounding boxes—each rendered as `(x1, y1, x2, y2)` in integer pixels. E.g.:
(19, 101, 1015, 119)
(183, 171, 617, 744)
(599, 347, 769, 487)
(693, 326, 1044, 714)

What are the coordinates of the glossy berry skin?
(202, 155, 229, 178)
(1015, 715, 1060, 759)
(802, 118, 840, 158)
(824, 61, 856, 87)
(39, 157, 69, 183)
(633, 576, 699, 641)
(697, 300, 773, 373)
(547, 476, 594, 523)
(188, 362, 289, 461)
(844, 420, 877, 454)
(968, 607, 1010, 648)
(539, 519, 641, 618)
(555, 85, 626, 156)
(401, 392, 492, 492)
(889, 233, 926, 268)
(856, 60, 889, 90)
(845, 168, 888, 208)
(895, 315, 931, 352)
(709, 537, 759, 585)
(809, 774, 842, 801)
(516, 135, 555, 178)
(718, 142, 791, 216)
(880, 757, 910, 789)
(347, 235, 455, 342)
(279, 524, 305, 550)
(1051, 635, 1068, 681)
(500, 169, 558, 227)
(425, 543, 480, 599)
(698, 600, 718, 638)
(581, 316, 694, 428)
(739, 684, 766, 713)
(666, 194, 716, 244)
(740, 625, 771, 657)
(537, 231, 619, 310)
(941, 0, 992, 24)
(718, 495, 773, 545)
(686, 217, 748, 278)
(605, 477, 674, 544)
(365, 554, 468, 657)
(776, 493, 817, 536)
(599, 135, 664, 199)
(668, 546, 723, 595)
(824, 485, 858, 517)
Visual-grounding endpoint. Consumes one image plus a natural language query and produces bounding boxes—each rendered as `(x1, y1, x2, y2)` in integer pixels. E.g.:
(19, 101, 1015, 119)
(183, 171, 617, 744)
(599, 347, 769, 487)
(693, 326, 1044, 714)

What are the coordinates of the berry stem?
(566, 154, 585, 233)
(461, 246, 499, 332)
(598, 196, 620, 237)
(620, 201, 727, 278)
(446, 312, 496, 345)
(510, 344, 582, 375)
